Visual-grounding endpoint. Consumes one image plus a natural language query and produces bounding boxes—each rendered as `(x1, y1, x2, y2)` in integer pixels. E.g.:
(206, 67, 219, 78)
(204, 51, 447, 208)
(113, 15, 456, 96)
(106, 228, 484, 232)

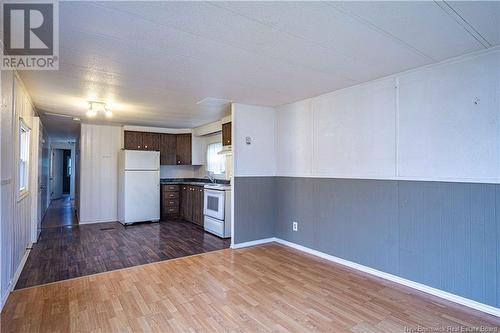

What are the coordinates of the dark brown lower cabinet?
(180, 185, 204, 226)
(191, 186, 204, 226)
(161, 185, 180, 220)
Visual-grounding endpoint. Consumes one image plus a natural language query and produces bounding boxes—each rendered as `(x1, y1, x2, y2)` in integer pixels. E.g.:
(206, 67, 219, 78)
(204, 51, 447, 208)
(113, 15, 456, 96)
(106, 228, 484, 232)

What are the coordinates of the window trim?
(18, 118, 30, 200)
(206, 141, 225, 176)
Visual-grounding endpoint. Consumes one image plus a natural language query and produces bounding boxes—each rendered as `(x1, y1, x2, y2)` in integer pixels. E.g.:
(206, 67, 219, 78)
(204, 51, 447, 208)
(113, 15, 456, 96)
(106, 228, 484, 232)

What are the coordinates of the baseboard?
(273, 238, 500, 318)
(231, 237, 276, 249)
(0, 285, 11, 311)
(78, 218, 116, 225)
(11, 245, 32, 293)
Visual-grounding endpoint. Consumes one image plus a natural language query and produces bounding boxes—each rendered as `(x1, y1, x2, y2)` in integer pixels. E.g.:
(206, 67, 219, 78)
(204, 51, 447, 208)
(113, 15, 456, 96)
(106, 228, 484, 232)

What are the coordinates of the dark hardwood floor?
(16, 208, 231, 289)
(41, 195, 78, 228)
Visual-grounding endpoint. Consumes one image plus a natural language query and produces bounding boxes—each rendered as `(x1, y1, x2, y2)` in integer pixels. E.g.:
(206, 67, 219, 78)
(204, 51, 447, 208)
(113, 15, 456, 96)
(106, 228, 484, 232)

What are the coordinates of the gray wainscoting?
(233, 177, 276, 243)
(234, 176, 499, 307)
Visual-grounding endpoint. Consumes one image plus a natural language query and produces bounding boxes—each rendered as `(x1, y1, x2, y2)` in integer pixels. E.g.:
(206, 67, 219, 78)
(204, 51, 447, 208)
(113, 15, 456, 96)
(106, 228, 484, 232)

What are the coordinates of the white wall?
(1, 72, 36, 310)
(79, 124, 121, 224)
(233, 103, 276, 177)
(160, 165, 200, 179)
(397, 51, 500, 182)
(275, 48, 500, 183)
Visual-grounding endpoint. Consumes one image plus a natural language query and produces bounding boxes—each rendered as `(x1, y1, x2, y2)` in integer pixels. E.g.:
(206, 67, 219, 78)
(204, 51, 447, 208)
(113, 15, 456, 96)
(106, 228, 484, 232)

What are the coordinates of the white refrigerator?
(118, 150, 160, 225)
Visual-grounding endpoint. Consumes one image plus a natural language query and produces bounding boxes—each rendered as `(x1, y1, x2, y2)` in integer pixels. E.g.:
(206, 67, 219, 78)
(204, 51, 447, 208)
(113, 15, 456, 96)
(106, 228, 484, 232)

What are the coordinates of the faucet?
(207, 171, 216, 183)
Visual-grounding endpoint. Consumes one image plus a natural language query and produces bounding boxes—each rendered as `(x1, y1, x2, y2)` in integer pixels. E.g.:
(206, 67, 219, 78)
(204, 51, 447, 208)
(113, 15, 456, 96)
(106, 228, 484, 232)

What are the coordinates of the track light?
(87, 101, 111, 118)
(105, 108, 112, 118)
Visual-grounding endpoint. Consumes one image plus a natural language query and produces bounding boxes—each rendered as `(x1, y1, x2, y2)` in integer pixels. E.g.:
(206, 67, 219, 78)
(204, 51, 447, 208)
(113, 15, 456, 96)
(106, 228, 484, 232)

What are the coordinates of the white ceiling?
(18, 1, 500, 141)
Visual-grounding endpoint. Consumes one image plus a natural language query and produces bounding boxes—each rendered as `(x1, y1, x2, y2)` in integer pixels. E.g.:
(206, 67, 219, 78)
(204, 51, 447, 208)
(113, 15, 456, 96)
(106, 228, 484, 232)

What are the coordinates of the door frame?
(30, 117, 40, 243)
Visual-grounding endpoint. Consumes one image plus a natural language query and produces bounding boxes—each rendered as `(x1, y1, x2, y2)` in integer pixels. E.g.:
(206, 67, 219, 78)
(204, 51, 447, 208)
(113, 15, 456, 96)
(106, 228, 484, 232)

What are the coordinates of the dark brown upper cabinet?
(222, 122, 231, 146)
(175, 133, 192, 165)
(160, 134, 176, 165)
(142, 132, 160, 151)
(124, 131, 143, 150)
(125, 131, 192, 165)
(124, 131, 160, 151)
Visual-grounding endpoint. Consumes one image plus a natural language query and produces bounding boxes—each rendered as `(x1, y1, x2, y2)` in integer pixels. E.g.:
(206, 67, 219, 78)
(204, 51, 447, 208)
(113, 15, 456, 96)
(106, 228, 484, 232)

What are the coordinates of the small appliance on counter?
(118, 150, 160, 225)
(203, 183, 231, 238)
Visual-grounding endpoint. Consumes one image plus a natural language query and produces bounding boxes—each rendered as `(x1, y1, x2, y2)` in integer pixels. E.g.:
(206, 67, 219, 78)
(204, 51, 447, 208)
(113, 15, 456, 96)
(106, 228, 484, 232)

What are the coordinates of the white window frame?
(206, 142, 225, 176)
(18, 118, 30, 199)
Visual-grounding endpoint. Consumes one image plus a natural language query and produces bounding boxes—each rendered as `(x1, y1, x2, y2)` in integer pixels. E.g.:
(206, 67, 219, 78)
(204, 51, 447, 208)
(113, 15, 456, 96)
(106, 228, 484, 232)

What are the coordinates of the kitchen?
(118, 119, 232, 239)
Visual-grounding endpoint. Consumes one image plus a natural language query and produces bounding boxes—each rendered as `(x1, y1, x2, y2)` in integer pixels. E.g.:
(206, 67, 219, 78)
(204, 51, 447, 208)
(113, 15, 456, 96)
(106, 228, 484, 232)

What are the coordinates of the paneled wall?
(1, 72, 36, 309)
(232, 103, 276, 245)
(276, 49, 500, 183)
(232, 103, 276, 177)
(79, 124, 121, 223)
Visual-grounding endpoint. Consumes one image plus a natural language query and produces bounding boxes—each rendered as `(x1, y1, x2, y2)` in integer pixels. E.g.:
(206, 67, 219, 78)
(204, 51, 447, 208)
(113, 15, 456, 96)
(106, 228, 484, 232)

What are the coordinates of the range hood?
(218, 145, 232, 155)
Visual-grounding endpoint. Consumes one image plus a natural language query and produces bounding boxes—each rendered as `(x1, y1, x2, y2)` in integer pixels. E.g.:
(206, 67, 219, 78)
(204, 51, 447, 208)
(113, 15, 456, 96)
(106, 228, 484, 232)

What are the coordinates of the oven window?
(207, 196, 219, 211)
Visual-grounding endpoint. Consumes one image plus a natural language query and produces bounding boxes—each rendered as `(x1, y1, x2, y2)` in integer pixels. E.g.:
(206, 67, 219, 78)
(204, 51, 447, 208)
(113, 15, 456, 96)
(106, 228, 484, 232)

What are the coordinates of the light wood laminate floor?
(1, 244, 499, 332)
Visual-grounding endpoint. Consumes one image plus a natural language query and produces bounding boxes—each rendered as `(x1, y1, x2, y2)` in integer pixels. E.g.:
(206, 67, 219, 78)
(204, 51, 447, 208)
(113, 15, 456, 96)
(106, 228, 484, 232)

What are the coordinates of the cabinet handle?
(137, 145, 140, 148)
(145, 145, 148, 148)
(177, 161, 181, 164)
(169, 201, 174, 204)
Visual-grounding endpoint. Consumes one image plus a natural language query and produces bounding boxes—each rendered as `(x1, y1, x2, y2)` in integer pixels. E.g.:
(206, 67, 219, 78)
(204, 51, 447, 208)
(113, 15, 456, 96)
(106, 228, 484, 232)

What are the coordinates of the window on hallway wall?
(19, 119, 30, 194)
(206, 142, 225, 175)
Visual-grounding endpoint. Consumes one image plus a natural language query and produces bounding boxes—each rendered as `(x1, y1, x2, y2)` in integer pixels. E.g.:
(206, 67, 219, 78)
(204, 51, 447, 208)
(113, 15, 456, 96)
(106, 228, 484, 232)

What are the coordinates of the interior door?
(50, 149, 63, 199)
(37, 122, 44, 235)
(40, 130, 49, 215)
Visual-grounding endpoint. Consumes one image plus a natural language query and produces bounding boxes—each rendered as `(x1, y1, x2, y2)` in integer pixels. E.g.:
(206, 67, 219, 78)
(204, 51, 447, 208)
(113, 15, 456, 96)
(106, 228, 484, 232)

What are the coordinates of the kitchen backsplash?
(160, 165, 201, 179)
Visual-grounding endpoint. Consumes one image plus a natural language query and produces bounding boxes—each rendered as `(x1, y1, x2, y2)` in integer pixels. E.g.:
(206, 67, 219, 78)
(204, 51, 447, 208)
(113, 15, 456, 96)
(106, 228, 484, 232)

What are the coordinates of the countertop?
(160, 178, 230, 187)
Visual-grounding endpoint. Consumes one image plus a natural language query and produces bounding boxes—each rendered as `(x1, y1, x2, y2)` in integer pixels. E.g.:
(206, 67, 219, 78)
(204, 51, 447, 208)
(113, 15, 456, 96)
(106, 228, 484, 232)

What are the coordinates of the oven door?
(203, 189, 225, 220)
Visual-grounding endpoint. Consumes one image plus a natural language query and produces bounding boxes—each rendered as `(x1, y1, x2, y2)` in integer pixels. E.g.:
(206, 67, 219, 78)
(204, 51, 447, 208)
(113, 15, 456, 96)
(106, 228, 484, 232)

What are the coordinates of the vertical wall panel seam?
(497, 186, 499, 307)
(397, 180, 401, 276)
(310, 99, 314, 177)
(395, 78, 400, 178)
(468, 184, 472, 300)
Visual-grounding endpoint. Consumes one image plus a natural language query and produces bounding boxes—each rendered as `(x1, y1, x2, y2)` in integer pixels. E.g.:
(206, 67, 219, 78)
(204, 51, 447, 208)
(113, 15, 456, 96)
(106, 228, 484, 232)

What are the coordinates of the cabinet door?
(181, 185, 192, 221)
(160, 134, 176, 165)
(124, 131, 142, 150)
(142, 132, 160, 151)
(191, 186, 199, 225)
(188, 186, 194, 222)
(222, 122, 231, 146)
(175, 134, 192, 165)
(192, 186, 204, 226)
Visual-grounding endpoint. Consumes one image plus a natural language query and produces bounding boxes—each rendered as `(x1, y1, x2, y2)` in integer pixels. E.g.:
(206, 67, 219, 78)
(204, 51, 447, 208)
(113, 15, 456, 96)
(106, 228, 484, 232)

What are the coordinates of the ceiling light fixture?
(87, 101, 111, 118)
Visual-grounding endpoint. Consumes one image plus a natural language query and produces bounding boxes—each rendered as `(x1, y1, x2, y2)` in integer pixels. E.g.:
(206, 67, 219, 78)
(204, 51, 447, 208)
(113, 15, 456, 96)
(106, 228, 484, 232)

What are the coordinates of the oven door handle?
(204, 189, 224, 196)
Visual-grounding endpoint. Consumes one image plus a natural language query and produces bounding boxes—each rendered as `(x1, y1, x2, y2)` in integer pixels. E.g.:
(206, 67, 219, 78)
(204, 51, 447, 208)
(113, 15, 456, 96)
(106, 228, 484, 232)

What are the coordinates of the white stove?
(203, 184, 231, 238)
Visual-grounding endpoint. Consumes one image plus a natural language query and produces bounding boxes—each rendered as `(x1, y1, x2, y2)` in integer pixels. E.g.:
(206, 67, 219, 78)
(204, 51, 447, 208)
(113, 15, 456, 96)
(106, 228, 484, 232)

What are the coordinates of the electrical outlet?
(292, 221, 298, 232)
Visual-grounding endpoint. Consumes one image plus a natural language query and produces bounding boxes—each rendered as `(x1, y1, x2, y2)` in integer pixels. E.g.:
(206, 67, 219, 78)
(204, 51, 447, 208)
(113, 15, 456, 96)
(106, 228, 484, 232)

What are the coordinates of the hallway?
(41, 195, 78, 229)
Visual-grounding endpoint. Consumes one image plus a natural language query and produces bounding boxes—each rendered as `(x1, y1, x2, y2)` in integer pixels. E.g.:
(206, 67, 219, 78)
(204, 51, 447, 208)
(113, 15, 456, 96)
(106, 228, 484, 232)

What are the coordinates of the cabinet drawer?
(165, 206, 179, 214)
(165, 199, 179, 207)
(163, 191, 179, 199)
(162, 184, 179, 192)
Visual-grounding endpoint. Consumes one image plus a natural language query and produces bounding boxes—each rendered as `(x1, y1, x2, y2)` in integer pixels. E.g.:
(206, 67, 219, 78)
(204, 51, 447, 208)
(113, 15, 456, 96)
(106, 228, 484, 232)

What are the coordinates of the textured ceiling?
(17, 1, 500, 141)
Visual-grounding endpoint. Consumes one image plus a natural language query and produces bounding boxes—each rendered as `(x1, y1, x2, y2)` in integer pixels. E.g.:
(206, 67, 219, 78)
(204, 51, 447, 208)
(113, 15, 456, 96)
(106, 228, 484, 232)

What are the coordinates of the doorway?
(62, 149, 71, 194)
(46, 145, 78, 229)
